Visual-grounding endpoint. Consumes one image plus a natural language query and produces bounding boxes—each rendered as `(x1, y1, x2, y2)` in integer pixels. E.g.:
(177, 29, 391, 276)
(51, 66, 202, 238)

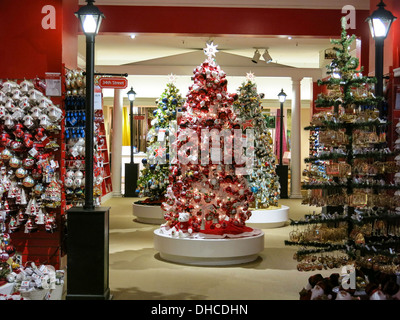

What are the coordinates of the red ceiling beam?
(96, 6, 370, 37)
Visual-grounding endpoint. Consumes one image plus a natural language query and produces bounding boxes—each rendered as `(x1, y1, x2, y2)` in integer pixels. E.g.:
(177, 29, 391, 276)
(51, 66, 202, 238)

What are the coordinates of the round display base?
(246, 205, 289, 229)
(154, 229, 265, 266)
(132, 203, 165, 224)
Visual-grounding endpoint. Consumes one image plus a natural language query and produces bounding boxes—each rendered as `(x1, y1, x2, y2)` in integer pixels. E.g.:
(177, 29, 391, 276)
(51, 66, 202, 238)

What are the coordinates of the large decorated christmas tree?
(160, 43, 260, 238)
(233, 73, 280, 209)
(137, 78, 184, 204)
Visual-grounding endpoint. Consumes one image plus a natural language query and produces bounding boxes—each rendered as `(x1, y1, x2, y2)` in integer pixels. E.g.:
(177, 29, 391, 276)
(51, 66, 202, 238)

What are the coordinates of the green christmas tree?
(233, 73, 280, 208)
(137, 78, 184, 204)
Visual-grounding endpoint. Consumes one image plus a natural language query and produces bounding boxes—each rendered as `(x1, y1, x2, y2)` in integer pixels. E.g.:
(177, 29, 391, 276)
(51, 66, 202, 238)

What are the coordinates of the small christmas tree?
(160, 43, 259, 237)
(233, 73, 280, 209)
(137, 78, 184, 204)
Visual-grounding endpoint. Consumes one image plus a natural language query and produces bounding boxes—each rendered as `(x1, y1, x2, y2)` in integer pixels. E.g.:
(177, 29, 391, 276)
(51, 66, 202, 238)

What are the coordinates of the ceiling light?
(262, 49, 272, 63)
(251, 49, 261, 63)
(130, 34, 136, 39)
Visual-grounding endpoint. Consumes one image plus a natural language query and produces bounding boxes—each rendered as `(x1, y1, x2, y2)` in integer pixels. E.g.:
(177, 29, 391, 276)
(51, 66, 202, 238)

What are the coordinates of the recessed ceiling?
(81, 33, 336, 70)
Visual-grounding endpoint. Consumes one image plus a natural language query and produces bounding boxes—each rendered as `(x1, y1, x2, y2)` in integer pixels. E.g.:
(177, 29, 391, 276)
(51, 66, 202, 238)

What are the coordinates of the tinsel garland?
(304, 119, 389, 131)
(302, 183, 398, 190)
(285, 240, 400, 258)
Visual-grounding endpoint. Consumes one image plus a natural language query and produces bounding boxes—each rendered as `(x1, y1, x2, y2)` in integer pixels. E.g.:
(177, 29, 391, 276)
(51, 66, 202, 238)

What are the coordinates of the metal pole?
(279, 101, 284, 166)
(84, 34, 95, 210)
(130, 100, 134, 163)
(375, 38, 384, 98)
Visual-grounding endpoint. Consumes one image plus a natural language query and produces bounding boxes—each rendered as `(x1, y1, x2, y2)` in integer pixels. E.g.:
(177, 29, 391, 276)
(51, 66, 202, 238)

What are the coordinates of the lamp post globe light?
(366, 0, 397, 100)
(67, 0, 110, 301)
(276, 89, 288, 199)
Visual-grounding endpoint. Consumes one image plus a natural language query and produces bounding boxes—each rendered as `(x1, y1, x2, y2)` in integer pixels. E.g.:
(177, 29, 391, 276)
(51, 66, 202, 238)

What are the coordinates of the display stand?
(247, 205, 289, 228)
(154, 229, 264, 266)
(66, 206, 110, 300)
(132, 202, 164, 224)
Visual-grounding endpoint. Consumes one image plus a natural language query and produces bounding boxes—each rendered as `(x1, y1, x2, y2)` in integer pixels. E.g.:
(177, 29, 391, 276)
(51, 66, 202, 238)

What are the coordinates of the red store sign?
(98, 77, 128, 89)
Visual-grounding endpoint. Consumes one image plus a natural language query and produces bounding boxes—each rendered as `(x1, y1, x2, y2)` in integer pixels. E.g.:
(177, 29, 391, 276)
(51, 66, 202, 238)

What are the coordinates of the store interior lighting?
(252, 48, 273, 63)
(251, 49, 261, 63)
(262, 49, 273, 63)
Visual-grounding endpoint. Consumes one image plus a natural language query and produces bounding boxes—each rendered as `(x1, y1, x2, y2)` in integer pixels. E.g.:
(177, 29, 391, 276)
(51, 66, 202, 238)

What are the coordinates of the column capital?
(291, 76, 303, 84)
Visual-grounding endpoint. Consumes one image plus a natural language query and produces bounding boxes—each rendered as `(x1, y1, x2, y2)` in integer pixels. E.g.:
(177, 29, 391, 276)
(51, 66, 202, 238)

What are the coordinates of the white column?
(290, 77, 303, 198)
(111, 89, 123, 197)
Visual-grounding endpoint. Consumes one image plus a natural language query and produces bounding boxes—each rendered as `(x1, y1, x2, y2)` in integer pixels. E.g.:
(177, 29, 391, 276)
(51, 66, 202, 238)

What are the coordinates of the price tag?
(29, 148, 38, 157)
(157, 129, 166, 142)
(20, 280, 30, 290)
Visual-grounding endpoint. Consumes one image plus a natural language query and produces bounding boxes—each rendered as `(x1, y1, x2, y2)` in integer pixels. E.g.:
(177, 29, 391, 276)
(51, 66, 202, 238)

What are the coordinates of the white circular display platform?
(154, 228, 265, 266)
(132, 202, 165, 224)
(246, 205, 289, 229)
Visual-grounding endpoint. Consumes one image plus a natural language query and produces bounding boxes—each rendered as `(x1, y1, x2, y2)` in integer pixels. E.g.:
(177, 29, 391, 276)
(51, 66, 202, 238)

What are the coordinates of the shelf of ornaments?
(0, 78, 64, 268)
(94, 109, 112, 198)
(63, 70, 111, 206)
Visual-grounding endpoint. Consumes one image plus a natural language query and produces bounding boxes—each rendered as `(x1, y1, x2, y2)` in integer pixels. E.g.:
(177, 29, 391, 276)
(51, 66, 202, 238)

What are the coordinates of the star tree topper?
(204, 42, 219, 59)
(246, 72, 255, 82)
(167, 73, 177, 84)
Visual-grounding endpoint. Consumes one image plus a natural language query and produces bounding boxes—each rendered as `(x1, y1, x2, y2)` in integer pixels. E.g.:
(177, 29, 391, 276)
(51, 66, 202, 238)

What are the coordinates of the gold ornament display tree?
(285, 20, 400, 294)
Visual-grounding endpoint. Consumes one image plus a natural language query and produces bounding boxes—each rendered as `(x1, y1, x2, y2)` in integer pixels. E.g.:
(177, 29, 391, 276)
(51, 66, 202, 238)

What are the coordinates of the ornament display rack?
(63, 69, 112, 209)
(0, 77, 65, 269)
(95, 109, 113, 199)
(285, 24, 400, 291)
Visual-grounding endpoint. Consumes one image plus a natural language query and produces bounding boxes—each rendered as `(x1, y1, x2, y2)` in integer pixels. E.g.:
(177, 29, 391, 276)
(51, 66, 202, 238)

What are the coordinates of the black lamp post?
(366, 0, 397, 101)
(124, 87, 139, 197)
(127, 86, 136, 163)
(67, 0, 110, 300)
(276, 89, 288, 199)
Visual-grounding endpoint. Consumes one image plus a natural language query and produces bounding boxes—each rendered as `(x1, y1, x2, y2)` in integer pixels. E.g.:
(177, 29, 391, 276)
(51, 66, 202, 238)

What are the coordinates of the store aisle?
(104, 197, 339, 300)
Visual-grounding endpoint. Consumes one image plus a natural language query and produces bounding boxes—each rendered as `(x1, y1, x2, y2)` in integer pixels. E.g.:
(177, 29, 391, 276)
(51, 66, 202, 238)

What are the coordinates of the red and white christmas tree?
(160, 43, 260, 238)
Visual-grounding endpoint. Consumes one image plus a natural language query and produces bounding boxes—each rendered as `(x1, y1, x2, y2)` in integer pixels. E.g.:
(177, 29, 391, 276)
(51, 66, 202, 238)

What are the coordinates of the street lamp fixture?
(366, 0, 396, 40)
(276, 89, 288, 199)
(67, 0, 110, 301)
(278, 88, 287, 104)
(125, 86, 140, 197)
(127, 86, 136, 163)
(127, 86, 136, 103)
(74, 0, 104, 210)
(366, 0, 397, 102)
(75, 0, 105, 35)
